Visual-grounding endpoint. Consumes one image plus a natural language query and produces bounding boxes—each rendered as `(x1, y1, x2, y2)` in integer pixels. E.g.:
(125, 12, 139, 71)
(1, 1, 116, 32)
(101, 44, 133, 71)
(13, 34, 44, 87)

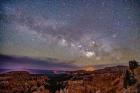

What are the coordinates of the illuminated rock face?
(134, 67, 140, 82)
(66, 76, 124, 93)
(0, 71, 48, 93)
(65, 66, 126, 93)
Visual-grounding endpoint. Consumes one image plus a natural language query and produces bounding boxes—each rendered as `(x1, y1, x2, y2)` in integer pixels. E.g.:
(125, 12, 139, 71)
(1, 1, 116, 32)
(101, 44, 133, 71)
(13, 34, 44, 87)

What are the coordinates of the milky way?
(0, 0, 140, 68)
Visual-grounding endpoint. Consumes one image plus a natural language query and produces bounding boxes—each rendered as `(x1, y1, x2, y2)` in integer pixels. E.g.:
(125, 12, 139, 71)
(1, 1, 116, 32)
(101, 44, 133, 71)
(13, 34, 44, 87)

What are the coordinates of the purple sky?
(0, 0, 140, 70)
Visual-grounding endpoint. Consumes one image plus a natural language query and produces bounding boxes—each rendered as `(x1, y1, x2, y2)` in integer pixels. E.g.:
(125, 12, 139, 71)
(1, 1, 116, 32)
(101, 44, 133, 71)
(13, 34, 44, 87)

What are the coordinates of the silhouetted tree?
(45, 79, 58, 93)
(129, 60, 139, 70)
(45, 79, 68, 93)
(123, 60, 139, 89)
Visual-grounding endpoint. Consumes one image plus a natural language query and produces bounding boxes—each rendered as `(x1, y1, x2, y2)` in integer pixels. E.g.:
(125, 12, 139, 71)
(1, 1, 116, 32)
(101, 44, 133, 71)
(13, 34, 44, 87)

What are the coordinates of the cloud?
(0, 54, 77, 70)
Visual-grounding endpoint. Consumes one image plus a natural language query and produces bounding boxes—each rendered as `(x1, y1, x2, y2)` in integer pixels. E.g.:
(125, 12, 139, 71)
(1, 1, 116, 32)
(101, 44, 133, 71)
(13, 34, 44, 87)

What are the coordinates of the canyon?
(0, 65, 127, 93)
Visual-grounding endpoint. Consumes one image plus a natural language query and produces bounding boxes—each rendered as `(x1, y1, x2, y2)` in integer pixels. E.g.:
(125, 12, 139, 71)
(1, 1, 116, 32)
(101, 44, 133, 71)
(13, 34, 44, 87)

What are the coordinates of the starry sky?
(0, 0, 140, 69)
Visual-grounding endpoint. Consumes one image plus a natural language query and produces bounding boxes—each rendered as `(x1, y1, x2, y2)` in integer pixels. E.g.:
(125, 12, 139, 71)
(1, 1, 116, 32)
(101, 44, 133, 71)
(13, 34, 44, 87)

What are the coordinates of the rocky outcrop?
(0, 66, 128, 93)
(0, 71, 48, 93)
(65, 66, 127, 93)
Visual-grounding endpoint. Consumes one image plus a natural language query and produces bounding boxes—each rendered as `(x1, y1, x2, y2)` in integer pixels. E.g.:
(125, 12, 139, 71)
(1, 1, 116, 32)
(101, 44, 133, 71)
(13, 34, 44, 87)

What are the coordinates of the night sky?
(0, 0, 140, 69)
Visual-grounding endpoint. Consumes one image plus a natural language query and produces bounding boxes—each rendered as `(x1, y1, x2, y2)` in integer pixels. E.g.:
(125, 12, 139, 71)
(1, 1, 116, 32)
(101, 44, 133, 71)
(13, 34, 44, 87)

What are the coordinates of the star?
(0, 0, 140, 69)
